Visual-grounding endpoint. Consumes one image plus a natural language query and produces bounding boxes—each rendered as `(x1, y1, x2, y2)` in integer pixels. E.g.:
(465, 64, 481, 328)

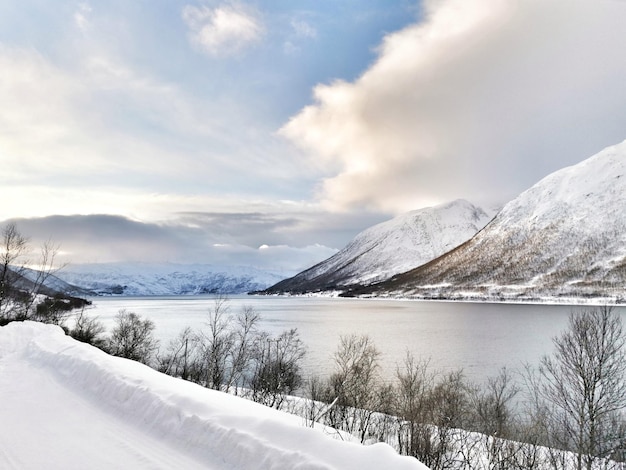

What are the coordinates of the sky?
(2, 0, 626, 272)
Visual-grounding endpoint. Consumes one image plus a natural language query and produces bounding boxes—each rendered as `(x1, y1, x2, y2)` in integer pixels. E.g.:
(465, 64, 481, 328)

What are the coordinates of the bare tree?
(324, 334, 383, 442)
(198, 296, 235, 390)
(470, 367, 524, 470)
(107, 310, 159, 365)
(394, 353, 437, 458)
(0, 223, 30, 322)
(538, 307, 626, 469)
(472, 367, 519, 439)
(0, 223, 64, 324)
(428, 369, 472, 469)
(389, 352, 475, 469)
(157, 326, 199, 380)
(251, 328, 306, 408)
(22, 239, 63, 319)
(224, 305, 260, 394)
(183, 298, 265, 394)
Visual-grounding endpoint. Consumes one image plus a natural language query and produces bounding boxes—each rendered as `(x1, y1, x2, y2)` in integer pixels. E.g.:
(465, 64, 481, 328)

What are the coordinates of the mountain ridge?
(55, 262, 289, 296)
(262, 199, 494, 294)
(351, 140, 626, 302)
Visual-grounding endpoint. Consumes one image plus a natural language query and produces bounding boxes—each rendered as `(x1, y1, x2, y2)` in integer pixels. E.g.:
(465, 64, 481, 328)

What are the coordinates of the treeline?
(69, 301, 626, 470)
(299, 310, 626, 470)
(155, 297, 306, 408)
(296, 307, 626, 470)
(68, 297, 306, 409)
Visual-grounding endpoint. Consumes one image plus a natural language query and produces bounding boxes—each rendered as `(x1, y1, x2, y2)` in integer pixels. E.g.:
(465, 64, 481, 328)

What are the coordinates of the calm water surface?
(85, 296, 626, 384)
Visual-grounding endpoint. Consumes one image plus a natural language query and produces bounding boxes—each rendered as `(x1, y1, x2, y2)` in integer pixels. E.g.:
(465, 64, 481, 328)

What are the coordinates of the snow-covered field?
(0, 321, 426, 470)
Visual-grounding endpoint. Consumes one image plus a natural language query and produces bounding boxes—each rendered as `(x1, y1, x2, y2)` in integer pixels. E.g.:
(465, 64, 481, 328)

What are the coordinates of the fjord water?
(87, 296, 626, 384)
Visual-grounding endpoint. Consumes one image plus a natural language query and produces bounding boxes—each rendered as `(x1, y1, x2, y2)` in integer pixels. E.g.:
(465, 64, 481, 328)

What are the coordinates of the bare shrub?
(107, 310, 159, 365)
(251, 328, 306, 408)
(157, 327, 200, 380)
(70, 309, 107, 349)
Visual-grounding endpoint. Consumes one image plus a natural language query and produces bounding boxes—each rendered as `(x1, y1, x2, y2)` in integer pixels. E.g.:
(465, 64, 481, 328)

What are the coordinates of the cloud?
(0, 44, 306, 222)
(283, 17, 317, 55)
(291, 19, 316, 39)
(74, 3, 92, 32)
(0, 47, 180, 178)
(2, 214, 338, 272)
(0, 46, 102, 178)
(281, 0, 626, 213)
(182, 2, 265, 57)
(174, 209, 385, 249)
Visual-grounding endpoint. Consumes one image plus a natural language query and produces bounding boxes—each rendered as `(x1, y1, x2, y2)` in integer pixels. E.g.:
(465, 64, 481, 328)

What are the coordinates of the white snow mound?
(0, 321, 426, 470)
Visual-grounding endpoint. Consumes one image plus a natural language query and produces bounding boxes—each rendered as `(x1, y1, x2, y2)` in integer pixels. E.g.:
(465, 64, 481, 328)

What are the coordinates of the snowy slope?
(18, 267, 93, 297)
(0, 321, 425, 470)
(56, 263, 288, 296)
(264, 199, 492, 294)
(361, 139, 626, 301)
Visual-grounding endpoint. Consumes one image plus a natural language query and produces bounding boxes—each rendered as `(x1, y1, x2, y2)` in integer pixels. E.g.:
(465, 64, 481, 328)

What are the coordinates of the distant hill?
(262, 199, 493, 294)
(354, 140, 626, 302)
(55, 262, 288, 296)
(19, 267, 93, 298)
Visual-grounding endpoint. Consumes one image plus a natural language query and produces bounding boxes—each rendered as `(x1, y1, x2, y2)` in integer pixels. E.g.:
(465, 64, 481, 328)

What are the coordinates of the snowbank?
(0, 321, 426, 470)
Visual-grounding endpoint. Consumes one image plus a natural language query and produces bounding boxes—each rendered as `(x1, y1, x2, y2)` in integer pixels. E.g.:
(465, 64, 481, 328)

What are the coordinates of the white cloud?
(74, 3, 92, 32)
(0, 45, 301, 220)
(0, 47, 190, 191)
(291, 19, 316, 39)
(0, 46, 102, 176)
(182, 3, 265, 57)
(283, 18, 317, 55)
(281, 0, 626, 214)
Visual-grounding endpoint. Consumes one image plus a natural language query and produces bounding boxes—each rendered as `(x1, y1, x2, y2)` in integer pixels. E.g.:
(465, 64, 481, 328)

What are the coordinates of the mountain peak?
(263, 199, 493, 294)
(357, 139, 626, 302)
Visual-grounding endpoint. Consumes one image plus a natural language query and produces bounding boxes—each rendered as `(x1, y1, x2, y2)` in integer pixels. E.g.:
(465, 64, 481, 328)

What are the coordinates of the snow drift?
(0, 321, 425, 470)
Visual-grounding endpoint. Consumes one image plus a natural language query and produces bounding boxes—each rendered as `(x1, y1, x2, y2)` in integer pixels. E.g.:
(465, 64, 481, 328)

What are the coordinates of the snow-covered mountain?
(18, 267, 93, 298)
(263, 199, 493, 294)
(358, 140, 626, 302)
(56, 263, 289, 296)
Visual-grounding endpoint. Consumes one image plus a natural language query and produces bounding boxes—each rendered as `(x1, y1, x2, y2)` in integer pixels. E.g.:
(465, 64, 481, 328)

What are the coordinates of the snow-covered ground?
(0, 321, 426, 470)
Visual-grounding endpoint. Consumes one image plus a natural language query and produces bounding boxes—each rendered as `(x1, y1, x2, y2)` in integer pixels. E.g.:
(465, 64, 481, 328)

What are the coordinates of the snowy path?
(0, 322, 426, 470)
(0, 332, 215, 469)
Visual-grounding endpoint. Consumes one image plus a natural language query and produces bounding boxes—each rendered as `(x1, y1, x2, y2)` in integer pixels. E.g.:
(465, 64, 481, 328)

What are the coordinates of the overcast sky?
(2, 0, 626, 272)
